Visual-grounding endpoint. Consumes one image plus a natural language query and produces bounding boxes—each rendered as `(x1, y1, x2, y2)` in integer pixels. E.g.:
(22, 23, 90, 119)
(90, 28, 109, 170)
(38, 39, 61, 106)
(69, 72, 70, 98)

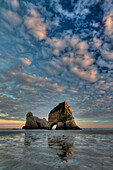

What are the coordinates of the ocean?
(0, 129, 113, 170)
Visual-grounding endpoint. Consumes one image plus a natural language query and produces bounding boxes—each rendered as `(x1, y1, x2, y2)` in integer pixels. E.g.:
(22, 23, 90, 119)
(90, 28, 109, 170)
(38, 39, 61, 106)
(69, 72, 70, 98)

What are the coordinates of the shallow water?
(0, 130, 113, 170)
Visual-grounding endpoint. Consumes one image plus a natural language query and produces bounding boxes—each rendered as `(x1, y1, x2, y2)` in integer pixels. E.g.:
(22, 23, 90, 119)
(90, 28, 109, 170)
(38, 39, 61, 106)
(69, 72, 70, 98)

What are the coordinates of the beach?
(0, 129, 113, 170)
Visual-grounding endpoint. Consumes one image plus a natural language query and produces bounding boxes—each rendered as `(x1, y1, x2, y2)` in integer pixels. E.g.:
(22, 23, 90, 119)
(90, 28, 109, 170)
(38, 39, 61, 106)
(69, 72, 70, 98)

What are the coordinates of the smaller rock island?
(22, 112, 48, 129)
(22, 101, 81, 130)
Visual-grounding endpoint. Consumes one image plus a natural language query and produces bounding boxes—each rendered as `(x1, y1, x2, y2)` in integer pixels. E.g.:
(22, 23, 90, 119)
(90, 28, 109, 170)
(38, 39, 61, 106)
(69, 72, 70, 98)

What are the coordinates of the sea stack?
(22, 112, 48, 129)
(22, 101, 81, 130)
(47, 101, 81, 130)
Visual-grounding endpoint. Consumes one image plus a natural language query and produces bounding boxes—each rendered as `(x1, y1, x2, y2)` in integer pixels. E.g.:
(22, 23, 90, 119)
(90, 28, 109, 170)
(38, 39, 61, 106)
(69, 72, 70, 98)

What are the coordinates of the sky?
(0, 0, 113, 128)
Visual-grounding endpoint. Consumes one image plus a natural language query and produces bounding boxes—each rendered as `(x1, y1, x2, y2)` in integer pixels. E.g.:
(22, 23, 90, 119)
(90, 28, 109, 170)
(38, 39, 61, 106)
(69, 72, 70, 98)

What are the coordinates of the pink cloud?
(71, 66, 98, 82)
(25, 9, 47, 40)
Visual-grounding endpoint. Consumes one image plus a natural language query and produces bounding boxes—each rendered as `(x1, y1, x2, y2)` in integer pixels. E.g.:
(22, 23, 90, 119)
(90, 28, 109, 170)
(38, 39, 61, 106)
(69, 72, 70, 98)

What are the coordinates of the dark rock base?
(56, 127, 82, 130)
(22, 126, 47, 130)
(22, 126, 82, 130)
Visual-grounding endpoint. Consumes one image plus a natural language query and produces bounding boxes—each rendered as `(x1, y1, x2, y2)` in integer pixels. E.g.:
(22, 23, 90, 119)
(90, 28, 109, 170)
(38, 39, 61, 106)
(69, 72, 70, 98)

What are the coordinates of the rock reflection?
(24, 132, 75, 165)
(24, 132, 40, 146)
(48, 135, 74, 162)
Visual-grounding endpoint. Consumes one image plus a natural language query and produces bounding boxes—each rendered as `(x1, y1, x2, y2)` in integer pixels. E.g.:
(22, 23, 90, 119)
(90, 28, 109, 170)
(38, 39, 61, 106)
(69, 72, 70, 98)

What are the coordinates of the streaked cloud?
(21, 85, 38, 95)
(1, 9, 21, 27)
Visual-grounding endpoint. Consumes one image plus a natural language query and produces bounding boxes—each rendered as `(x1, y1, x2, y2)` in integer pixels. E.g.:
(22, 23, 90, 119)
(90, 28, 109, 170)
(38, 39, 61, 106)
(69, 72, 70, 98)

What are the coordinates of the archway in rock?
(36, 122, 41, 128)
(47, 101, 81, 130)
(52, 124, 57, 130)
(64, 123, 66, 130)
(50, 123, 57, 130)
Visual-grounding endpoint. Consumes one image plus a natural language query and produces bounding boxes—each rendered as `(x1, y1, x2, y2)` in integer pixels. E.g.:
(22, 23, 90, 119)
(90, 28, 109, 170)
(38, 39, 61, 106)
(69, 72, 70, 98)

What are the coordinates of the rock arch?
(22, 101, 81, 130)
(47, 101, 81, 130)
(50, 122, 57, 130)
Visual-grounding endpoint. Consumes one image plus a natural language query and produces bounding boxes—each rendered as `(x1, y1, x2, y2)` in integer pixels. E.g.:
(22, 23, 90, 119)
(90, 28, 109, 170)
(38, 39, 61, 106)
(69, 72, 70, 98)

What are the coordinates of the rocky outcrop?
(22, 112, 48, 129)
(22, 101, 81, 130)
(47, 101, 81, 130)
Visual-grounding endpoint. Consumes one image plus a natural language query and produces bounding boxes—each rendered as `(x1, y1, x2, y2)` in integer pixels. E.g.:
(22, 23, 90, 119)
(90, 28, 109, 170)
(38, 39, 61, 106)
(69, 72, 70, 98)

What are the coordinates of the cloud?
(12, 0, 19, 7)
(47, 83, 67, 93)
(1, 9, 21, 27)
(35, 76, 52, 83)
(60, 38, 96, 82)
(97, 57, 113, 69)
(69, 88, 78, 94)
(21, 85, 38, 94)
(47, 33, 98, 83)
(103, 14, 113, 38)
(93, 37, 102, 48)
(47, 37, 67, 56)
(52, 0, 75, 19)
(0, 0, 113, 124)
(75, 55, 94, 68)
(47, 33, 79, 56)
(62, 52, 94, 69)
(0, 119, 25, 128)
(76, 41, 89, 55)
(96, 81, 113, 90)
(78, 120, 113, 123)
(0, 68, 66, 120)
(71, 66, 98, 82)
(62, 53, 74, 65)
(19, 57, 32, 67)
(101, 50, 113, 60)
(24, 9, 47, 40)
(9, 72, 36, 83)
(5, 0, 19, 8)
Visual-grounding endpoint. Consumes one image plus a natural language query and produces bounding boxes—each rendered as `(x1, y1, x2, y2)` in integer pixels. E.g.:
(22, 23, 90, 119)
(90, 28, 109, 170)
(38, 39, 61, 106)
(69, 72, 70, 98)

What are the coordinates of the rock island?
(22, 101, 81, 130)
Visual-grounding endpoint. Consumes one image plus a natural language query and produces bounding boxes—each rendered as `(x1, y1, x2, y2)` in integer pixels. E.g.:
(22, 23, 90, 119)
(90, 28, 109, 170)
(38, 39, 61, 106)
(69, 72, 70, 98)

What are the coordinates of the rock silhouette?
(22, 101, 81, 130)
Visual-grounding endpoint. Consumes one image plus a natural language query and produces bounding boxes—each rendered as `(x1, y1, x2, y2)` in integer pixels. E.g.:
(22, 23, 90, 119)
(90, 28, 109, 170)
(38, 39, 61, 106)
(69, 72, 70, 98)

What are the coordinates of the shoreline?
(0, 129, 113, 135)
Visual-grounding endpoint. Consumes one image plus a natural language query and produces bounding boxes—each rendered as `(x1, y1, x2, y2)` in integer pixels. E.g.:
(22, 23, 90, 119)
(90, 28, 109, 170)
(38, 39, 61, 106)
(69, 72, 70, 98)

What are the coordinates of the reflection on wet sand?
(24, 132, 39, 146)
(24, 132, 74, 163)
(48, 135, 74, 162)
(1, 131, 113, 169)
